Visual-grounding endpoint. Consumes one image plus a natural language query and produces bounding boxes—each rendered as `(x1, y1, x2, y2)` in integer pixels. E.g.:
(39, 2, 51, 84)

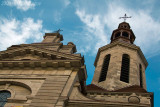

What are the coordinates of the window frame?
(139, 64, 143, 88)
(120, 54, 130, 83)
(99, 54, 111, 82)
(0, 90, 11, 106)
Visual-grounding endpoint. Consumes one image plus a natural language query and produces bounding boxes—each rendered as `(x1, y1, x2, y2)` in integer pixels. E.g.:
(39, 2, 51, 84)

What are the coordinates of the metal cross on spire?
(119, 14, 132, 22)
(53, 29, 63, 33)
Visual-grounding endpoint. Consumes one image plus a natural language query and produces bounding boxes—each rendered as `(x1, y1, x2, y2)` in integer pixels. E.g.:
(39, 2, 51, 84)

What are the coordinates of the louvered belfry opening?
(120, 54, 130, 83)
(139, 64, 143, 87)
(99, 54, 111, 82)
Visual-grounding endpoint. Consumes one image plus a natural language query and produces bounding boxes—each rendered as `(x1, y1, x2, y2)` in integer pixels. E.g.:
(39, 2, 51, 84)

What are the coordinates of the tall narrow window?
(139, 64, 143, 87)
(99, 54, 111, 82)
(120, 54, 130, 83)
(0, 91, 11, 106)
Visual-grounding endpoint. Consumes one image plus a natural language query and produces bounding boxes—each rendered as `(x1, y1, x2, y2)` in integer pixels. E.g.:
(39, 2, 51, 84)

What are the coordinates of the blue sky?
(0, 0, 159, 106)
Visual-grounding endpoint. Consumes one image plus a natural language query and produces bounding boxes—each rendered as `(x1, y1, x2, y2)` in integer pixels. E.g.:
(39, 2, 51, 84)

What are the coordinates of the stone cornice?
(68, 99, 151, 106)
(94, 41, 148, 67)
(0, 60, 83, 69)
(86, 91, 153, 96)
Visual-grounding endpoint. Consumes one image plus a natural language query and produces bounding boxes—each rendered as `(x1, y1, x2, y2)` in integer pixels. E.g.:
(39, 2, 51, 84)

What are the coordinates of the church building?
(0, 21, 153, 107)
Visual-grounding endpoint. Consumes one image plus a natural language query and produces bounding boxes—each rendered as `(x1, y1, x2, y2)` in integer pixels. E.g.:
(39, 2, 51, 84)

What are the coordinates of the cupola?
(110, 22, 135, 44)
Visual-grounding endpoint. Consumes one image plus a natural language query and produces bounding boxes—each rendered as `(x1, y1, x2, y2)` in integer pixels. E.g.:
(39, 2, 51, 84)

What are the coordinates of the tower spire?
(119, 14, 132, 22)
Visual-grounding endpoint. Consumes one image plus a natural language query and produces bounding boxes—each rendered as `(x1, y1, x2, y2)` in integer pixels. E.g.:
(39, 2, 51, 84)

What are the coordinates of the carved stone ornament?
(128, 93, 140, 104)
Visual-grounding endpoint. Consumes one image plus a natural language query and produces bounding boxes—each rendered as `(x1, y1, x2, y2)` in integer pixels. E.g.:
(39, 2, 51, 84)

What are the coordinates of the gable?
(0, 46, 82, 61)
(4, 54, 48, 61)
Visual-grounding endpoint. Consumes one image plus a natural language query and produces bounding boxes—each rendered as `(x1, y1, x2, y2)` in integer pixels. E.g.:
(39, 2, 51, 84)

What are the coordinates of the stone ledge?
(0, 60, 82, 69)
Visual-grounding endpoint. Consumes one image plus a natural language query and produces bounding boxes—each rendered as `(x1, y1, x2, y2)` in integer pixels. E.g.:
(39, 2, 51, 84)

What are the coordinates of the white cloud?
(64, 0, 70, 7)
(75, 10, 108, 55)
(104, 3, 160, 58)
(3, 0, 35, 11)
(52, 0, 70, 23)
(0, 18, 43, 51)
(75, 1, 160, 57)
(53, 11, 62, 23)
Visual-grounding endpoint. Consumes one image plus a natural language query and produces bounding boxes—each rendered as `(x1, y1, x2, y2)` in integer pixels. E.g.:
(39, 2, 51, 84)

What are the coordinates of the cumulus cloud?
(0, 18, 43, 51)
(75, 1, 160, 57)
(75, 10, 108, 55)
(3, 0, 35, 11)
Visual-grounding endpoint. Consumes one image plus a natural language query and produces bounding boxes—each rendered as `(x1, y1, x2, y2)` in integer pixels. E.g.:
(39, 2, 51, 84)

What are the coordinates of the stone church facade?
(0, 22, 153, 107)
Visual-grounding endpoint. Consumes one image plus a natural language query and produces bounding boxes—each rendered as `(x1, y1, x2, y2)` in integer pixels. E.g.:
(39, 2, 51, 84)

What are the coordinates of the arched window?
(120, 54, 130, 83)
(139, 64, 143, 87)
(115, 32, 121, 38)
(122, 32, 129, 38)
(99, 54, 111, 82)
(0, 90, 11, 106)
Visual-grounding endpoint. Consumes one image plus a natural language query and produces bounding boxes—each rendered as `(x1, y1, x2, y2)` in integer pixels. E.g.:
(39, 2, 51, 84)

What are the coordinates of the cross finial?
(119, 14, 131, 22)
(53, 29, 63, 33)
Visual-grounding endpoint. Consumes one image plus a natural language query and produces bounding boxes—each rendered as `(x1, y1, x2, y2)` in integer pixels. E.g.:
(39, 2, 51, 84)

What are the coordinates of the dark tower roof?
(110, 22, 136, 44)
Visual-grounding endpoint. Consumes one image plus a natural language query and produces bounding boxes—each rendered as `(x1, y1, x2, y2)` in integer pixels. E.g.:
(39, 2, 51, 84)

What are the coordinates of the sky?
(0, 0, 159, 106)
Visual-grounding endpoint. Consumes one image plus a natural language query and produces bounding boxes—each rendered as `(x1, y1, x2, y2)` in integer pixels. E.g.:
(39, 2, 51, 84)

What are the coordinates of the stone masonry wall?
(0, 68, 78, 107)
(92, 44, 147, 91)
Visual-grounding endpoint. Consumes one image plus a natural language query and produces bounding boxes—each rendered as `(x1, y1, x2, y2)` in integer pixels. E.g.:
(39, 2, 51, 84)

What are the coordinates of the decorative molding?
(0, 60, 82, 69)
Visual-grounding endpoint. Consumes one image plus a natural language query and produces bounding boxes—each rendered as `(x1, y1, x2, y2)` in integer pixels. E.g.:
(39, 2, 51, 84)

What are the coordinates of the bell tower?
(92, 20, 148, 91)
